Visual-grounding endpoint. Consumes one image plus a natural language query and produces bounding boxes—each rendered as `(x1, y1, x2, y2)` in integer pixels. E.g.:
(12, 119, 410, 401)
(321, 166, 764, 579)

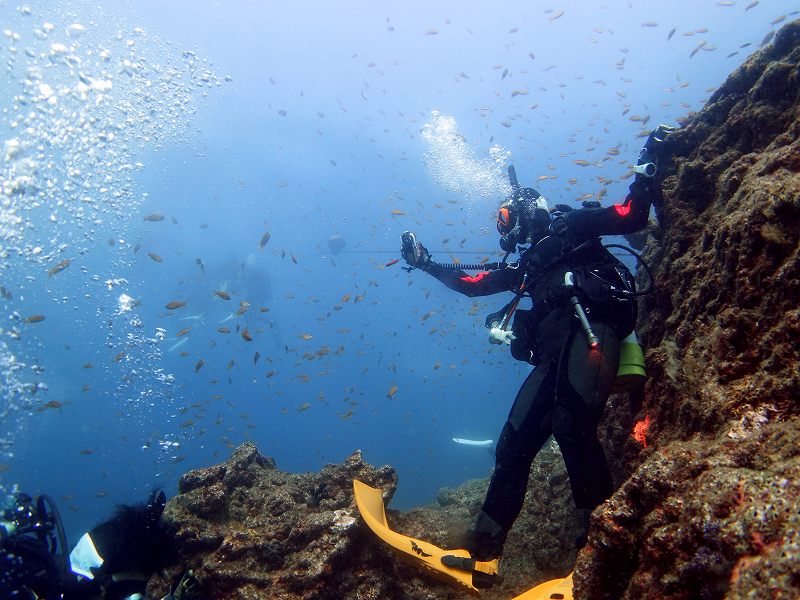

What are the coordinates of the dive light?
(564, 272, 600, 349)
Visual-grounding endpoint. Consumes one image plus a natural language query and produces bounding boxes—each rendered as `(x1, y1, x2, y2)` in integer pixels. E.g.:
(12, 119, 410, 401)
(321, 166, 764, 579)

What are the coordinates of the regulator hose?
(603, 243, 655, 295)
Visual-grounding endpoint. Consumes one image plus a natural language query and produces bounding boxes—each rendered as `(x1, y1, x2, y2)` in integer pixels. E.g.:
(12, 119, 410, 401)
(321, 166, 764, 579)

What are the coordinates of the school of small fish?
(0, 1, 794, 503)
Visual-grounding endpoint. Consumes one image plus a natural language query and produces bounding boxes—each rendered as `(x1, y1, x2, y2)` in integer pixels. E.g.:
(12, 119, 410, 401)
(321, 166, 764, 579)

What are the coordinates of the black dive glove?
(400, 231, 431, 270)
(145, 489, 166, 529)
(634, 124, 676, 179)
(631, 124, 676, 196)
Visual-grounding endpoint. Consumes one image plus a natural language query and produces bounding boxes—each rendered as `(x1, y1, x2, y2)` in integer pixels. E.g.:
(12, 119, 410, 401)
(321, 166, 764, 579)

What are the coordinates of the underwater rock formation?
(576, 19, 800, 600)
(152, 441, 577, 600)
(153, 443, 401, 599)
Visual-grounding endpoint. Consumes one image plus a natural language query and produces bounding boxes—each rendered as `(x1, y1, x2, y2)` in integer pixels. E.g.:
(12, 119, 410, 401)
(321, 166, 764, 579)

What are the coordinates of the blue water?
(1, 0, 795, 541)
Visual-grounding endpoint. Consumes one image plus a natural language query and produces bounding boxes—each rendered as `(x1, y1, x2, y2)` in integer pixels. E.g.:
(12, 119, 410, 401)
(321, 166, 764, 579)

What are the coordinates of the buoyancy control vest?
(507, 237, 639, 365)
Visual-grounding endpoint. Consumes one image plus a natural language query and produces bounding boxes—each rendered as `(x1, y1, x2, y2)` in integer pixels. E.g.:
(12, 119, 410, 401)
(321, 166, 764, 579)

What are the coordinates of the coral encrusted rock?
(151, 443, 399, 599)
(575, 19, 800, 600)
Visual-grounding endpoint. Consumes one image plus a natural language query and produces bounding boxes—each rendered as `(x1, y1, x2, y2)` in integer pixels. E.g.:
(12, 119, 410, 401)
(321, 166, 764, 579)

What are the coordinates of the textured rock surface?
(576, 19, 800, 600)
(150, 443, 402, 599)
(150, 440, 578, 600)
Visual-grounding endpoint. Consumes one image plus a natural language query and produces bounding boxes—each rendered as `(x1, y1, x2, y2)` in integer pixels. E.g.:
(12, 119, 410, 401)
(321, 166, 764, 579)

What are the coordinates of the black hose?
(603, 243, 655, 295)
(39, 495, 69, 579)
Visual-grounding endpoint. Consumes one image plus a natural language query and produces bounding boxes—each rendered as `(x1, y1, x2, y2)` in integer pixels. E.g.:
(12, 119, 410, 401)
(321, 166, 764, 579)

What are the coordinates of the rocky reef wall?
(576, 19, 800, 600)
(151, 443, 405, 599)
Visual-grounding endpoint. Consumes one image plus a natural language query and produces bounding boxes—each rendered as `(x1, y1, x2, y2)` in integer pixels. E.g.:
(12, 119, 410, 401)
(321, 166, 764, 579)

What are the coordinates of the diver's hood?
(524, 189, 548, 213)
(499, 190, 550, 251)
(523, 202, 551, 245)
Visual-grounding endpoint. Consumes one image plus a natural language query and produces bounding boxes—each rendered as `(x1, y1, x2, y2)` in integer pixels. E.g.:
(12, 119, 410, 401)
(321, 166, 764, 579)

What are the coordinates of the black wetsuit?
(422, 178, 653, 541)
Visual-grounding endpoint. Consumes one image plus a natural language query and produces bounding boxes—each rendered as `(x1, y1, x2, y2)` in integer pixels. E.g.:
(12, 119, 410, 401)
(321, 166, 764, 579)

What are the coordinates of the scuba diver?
(400, 125, 675, 587)
(0, 489, 197, 599)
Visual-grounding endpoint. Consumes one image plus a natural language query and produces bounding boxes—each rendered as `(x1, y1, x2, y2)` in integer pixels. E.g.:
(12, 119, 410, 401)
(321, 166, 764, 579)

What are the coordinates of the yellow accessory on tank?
(613, 330, 646, 393)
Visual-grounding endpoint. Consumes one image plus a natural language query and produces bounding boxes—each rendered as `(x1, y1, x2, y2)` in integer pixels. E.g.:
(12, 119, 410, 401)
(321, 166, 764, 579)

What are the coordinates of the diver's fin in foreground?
(353, 480, 498, 595)
(509, 572, 573, 600)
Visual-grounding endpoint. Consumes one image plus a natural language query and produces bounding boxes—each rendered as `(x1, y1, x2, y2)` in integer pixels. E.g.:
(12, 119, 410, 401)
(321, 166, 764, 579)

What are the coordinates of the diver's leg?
(552, 322, 620, 512)
(466, 361, 557, 560)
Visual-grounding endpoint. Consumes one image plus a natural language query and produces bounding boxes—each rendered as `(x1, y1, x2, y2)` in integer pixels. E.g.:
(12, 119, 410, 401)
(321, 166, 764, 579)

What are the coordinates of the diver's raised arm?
(400, 231, 517, 297)
(564, 125, 676, 238)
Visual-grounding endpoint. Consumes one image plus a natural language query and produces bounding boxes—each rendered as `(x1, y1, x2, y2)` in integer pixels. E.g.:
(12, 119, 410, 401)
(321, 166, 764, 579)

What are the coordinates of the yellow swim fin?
(353, 480, 498, 595)
(509, 571, 573, 600)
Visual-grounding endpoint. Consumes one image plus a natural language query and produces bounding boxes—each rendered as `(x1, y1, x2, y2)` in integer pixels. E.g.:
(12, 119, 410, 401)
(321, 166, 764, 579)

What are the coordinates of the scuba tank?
(565, 271, 647, 393)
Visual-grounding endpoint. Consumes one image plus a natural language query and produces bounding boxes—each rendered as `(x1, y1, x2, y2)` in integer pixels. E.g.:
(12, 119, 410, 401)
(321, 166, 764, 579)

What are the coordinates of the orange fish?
(215, 290, 231, 300)
(148, 252, 163, 263)
(25, 314, 46, 324)
(242, 328, 253, 342)
(165, 301, 186, 310)
(386, 385, 398, 399)
(176, 327, 191, 337)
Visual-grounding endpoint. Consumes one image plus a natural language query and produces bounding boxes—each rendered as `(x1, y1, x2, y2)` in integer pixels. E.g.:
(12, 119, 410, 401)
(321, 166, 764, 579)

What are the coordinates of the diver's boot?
(574, 508, 592, 549)
(460, 510, 507, 588)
